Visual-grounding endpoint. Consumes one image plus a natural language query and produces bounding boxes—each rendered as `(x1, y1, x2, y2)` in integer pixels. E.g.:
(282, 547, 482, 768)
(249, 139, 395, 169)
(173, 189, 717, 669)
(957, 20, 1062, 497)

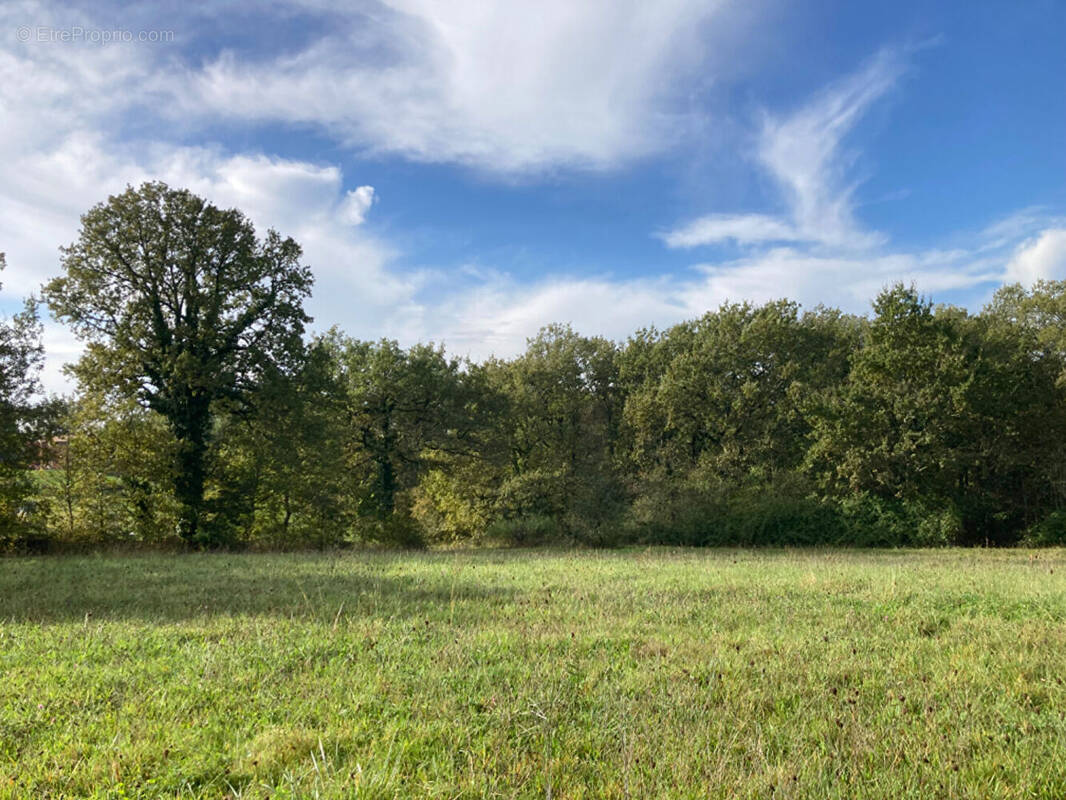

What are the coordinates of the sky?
(1, 0, 1064, 393)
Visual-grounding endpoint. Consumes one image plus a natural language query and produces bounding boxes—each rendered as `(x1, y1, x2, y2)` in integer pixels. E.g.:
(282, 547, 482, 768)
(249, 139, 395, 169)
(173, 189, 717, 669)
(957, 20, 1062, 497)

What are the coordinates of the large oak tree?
(45, 183, 313, 545)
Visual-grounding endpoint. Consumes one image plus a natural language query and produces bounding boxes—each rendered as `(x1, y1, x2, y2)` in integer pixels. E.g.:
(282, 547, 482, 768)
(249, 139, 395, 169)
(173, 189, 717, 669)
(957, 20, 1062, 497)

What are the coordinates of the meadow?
(2, 548, 1065, 798)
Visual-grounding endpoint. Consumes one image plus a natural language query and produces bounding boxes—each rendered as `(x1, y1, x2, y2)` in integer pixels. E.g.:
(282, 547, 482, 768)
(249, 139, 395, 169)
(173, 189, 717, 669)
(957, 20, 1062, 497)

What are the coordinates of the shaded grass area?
(1, 548, 1065, 798)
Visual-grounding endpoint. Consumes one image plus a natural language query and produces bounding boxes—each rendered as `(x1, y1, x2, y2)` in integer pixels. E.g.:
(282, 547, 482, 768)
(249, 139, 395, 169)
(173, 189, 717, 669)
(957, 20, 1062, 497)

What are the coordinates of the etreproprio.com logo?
(16, 26, 175, 44)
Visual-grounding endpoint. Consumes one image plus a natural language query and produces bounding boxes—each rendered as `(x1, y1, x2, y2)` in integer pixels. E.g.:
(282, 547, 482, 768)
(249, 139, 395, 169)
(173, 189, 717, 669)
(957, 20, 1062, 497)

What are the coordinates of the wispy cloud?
(3, 0, 755, 176)
(660, 214, 802, 248)
(662, 48, 906, 250)
(645, 44, 1066, 336)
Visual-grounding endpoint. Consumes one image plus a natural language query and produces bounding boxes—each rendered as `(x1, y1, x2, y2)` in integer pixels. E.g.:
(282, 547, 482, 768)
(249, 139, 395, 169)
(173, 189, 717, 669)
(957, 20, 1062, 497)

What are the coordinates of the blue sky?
(1, 0, 1064, 391)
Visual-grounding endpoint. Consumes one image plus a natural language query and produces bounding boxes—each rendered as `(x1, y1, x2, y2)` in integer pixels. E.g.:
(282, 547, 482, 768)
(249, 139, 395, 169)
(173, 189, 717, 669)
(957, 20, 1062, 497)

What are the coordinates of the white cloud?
(148, 153, 412, 312)
(663, 48, 905, 249)
(660, 214, 801, 248)
(1005, 229, 1066, 285)
(38, 324, 82, 397)
(341, 186, 376, 225)
(388, 243, 1008, 363)
(689, 247, 1000, 311)
(643, 45, 1029, 331)
(399, 273, 687, 359)
(977, 208, 1060, 251)
(2, 0, 753, 177)
(175, 0, 732, 173)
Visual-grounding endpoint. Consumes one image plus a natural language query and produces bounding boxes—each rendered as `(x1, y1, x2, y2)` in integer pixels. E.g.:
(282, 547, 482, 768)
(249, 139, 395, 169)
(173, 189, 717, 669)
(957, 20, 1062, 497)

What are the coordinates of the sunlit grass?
(2, 548, 1065, 798)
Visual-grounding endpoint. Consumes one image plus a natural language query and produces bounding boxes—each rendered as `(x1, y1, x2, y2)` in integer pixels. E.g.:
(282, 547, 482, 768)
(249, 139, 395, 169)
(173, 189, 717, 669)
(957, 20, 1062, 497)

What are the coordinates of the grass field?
(2, 548, 1065, 798)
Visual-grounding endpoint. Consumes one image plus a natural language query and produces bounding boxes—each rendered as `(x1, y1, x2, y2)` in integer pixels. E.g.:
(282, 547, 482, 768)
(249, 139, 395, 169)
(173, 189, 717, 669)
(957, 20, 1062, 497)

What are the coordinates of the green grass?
(2, 548, 1065, 798)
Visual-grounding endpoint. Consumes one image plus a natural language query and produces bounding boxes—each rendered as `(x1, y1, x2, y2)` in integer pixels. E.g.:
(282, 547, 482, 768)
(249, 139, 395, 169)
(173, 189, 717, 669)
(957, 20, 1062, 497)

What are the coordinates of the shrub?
(352, 501, 426, 548)
(625, 474, 846, 547)
(1022, 511, 1066, 546)
(562, 472, 630, 546)
(411, 468, 493, 545)
(622, 474, 969, 548)
(484, 514, 557, 546)
(833, 494, 959, 547)
(493, 470, 568, 522)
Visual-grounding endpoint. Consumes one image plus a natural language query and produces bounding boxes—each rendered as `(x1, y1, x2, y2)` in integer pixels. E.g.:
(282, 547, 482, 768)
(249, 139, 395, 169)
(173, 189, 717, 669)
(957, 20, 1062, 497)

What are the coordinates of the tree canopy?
(44, 183, 313, 545)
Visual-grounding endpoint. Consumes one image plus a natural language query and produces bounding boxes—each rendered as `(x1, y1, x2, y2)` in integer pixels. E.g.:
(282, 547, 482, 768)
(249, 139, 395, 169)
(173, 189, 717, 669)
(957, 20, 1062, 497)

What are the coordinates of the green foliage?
(33, 393, 179, 545)
(625, 473, 842, 547)
(19, 189, 1066, 551)
(498, 324, 622, 476)
(480, 325, 625, 541)
(492, 468, 568, 521)
(1022, 511, 1066, 546)
(352, 504, 427, 548)
(483, 513, 557, 545)
(805, 285, 1066, 544)
(326, 333, 492, 544)
(805, 286, 969, 503)
(216, 342, 351, 548)
(623, 472, 966, 549)
(623, 302, 857, 481)
(832, 494, 959, 548)
(411, 467, 493, 544)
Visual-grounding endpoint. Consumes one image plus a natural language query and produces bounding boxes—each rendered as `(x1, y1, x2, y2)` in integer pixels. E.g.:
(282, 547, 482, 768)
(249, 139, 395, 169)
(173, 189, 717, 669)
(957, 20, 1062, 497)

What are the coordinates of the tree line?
(3, 182, 1066, 551)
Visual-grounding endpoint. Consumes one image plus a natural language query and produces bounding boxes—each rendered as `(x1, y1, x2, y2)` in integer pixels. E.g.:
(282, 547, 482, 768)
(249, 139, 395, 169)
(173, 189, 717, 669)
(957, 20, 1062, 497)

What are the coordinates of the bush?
(493, 470, 568, 522)
(410, 468, 493, 545)
(1022, 511, 1066, 546)
(484, 514, 557, 546)
(562, 472, 630, 546)
(352, 508, 426, 549)
(626, 474, 847, 547)
(832, 494, 960, 547)
(623, 474, 967, 548)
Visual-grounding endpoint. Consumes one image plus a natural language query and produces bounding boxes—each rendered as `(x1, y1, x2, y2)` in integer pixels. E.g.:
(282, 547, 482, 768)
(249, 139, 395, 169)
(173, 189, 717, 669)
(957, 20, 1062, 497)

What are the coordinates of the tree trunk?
(378, 407, 396, 516)
(173, 392, 212, 546)
(379, 456, 396, 516)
